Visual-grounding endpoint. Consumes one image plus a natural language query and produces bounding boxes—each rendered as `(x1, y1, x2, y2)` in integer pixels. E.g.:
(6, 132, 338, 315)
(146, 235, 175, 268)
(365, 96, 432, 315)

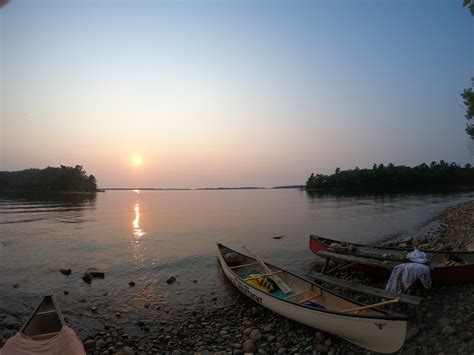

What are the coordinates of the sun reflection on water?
(132, 202, 147, 261)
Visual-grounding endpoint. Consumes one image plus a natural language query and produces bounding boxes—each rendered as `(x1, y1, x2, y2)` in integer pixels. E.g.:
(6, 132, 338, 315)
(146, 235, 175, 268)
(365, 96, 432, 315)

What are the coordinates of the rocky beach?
(1, 199, 474, 354)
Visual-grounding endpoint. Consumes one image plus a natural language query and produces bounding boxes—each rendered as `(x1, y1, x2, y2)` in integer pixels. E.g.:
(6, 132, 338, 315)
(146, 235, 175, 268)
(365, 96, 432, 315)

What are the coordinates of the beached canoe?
(217, 243, 407, 353)
(1, 295, 85, 355)
(20, 295, 65, 340)
(309, 234, 474, 284)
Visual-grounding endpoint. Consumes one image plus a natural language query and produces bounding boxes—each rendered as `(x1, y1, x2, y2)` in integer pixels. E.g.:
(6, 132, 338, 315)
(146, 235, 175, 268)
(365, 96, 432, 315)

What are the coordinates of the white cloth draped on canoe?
(385, 262, 432, 294)
(0, 326, 85, 355)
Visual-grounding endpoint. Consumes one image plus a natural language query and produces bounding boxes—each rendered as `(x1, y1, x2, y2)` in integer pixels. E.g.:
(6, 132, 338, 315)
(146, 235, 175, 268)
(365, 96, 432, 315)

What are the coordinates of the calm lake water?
(0, 189, 472, 332)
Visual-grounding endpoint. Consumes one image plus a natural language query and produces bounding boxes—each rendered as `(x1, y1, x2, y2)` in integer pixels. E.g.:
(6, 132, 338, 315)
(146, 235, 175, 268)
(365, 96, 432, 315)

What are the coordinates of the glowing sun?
(131, 155, 143, 166)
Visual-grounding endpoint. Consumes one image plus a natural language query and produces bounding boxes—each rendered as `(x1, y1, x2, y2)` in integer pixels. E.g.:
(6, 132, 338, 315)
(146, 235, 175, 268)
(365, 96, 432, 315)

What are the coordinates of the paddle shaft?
(242, 245, 292, 294)
(342, 297, 400, 313)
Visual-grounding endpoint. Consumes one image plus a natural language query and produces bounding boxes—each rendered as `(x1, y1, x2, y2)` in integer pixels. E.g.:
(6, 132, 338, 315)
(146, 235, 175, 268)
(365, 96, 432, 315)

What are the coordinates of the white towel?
(385, 262, 431, 294)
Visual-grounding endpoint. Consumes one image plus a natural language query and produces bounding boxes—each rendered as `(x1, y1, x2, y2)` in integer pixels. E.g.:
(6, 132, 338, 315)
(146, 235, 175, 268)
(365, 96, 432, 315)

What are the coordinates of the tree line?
(306, 161, 474, 192)
(0, 165, 97, 192)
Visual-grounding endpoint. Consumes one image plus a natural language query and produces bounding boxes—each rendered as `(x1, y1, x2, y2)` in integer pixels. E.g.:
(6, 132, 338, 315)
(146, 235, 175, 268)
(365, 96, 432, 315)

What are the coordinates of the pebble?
(96, 339, 106, 348)
(315, 331, 326, 343)
(442, 326, 456, 335)
(243, 340, 258, 353)
(315, 344, 329, 352)
(438, 318, 450, 328)
(166, 276, 177, 284)
(123, 346, 135, 355)
(60, 268, 72, 275)
(83, 339, 95, 349)
(249, 329, 261, 341)
(406, 327, 419, 341)
(243, 327, 252, 336)
(82, 274, 92, 284)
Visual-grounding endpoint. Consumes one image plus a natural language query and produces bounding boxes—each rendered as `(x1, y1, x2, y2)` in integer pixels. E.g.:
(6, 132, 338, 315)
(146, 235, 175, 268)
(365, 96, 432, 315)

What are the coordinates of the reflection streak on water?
(132, 202, 147, 262)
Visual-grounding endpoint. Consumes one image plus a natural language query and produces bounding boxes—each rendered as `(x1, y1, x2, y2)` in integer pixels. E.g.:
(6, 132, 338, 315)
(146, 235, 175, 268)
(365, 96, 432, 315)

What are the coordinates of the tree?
(462, 83, 474, 139)
(461, 3, 473, 139)
(463, 0, 474, 15)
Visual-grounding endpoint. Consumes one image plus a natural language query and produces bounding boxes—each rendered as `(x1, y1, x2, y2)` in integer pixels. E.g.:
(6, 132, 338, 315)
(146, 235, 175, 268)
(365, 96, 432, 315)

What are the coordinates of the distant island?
(306, 161, 474, 192)
(0, 165, 98, 193)
(272, 185, 305, 189)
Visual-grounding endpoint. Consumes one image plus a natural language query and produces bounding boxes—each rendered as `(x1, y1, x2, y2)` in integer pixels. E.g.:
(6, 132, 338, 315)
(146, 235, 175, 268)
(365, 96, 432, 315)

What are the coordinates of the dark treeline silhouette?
(0, 165, 97, 192)
(306, 161, 474, 192)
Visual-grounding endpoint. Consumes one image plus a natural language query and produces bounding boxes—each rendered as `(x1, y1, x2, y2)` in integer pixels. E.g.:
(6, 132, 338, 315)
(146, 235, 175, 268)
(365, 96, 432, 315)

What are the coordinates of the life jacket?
(245, 273, 275, 293)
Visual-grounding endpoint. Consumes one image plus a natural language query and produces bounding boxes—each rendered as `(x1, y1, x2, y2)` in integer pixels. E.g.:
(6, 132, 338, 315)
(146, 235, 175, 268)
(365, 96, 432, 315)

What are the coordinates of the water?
(0, 189, 472, 331)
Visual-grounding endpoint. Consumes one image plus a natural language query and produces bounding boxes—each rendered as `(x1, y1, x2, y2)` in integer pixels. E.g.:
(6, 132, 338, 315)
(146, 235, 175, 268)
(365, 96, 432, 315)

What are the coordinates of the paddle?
(341, 297, 400, 314)
(242, 245, 292, 294)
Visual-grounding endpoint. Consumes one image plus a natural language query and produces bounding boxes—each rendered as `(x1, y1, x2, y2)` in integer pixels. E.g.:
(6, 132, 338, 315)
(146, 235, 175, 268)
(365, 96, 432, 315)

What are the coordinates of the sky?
(1, 0, 473, 188)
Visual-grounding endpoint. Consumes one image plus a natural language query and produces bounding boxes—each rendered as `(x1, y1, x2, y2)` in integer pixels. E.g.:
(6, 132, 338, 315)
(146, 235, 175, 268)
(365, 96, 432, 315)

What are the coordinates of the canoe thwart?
(298, 292, 322, 304)
(229, 262, 259, 269)
(285, 289, 314, 300)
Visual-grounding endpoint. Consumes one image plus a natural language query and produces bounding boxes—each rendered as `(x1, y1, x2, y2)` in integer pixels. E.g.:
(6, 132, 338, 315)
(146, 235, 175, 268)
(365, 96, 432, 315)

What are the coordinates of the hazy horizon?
(1, 0, 473, 188)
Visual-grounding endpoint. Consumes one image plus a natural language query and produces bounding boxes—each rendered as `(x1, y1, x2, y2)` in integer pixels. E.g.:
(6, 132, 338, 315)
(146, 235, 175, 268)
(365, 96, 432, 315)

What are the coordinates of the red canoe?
(309, 235, 474, 284)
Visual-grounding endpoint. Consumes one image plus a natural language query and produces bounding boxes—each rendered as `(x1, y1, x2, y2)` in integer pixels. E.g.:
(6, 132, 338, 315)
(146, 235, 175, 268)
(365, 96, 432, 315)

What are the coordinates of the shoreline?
(1, 199, 474, 354)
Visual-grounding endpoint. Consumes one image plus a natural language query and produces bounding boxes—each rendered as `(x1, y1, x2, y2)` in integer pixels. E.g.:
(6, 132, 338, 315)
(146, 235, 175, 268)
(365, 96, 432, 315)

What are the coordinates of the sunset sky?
(1, 0, 473, 188)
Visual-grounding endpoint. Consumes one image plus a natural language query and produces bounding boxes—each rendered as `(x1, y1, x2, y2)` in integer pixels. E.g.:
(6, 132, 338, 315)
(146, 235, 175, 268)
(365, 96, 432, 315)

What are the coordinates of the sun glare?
(131, 155, 143, 166)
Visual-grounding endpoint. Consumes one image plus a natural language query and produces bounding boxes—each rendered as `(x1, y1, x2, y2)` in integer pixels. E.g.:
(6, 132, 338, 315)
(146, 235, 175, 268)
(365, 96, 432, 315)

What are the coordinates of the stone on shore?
(166, 276, 176, 284)
(60, 268, 72, 275)
(243, 340, 258, 353)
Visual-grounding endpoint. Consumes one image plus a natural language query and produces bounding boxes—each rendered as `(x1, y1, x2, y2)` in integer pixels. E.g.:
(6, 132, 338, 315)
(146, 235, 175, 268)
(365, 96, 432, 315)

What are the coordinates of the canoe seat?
(229, 262, 259, 269)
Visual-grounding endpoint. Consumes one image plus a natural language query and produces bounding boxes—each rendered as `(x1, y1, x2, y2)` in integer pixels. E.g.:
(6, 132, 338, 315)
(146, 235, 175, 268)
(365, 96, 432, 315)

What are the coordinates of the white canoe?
(217, 243, 407, 353)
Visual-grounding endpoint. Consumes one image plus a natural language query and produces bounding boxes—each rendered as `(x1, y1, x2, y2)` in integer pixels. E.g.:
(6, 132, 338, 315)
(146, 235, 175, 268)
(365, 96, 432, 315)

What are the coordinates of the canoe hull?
(309, 235, 474, 284)
(218, 244, 406, 353)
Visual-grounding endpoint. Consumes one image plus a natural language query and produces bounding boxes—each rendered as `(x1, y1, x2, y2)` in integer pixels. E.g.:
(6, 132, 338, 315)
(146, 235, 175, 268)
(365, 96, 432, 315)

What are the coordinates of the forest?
(305, 161, 474, 192)
(0, 165, 98, 192)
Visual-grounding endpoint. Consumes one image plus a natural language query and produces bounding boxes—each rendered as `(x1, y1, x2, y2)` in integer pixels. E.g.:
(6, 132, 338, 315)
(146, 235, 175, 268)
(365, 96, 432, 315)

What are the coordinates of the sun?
(131, 154, 143, 166)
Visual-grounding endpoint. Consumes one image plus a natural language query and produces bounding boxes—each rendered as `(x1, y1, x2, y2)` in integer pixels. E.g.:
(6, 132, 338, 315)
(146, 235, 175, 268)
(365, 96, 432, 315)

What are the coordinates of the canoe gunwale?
(217, 243, 406, 321)
(310, 234, 474, 258)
